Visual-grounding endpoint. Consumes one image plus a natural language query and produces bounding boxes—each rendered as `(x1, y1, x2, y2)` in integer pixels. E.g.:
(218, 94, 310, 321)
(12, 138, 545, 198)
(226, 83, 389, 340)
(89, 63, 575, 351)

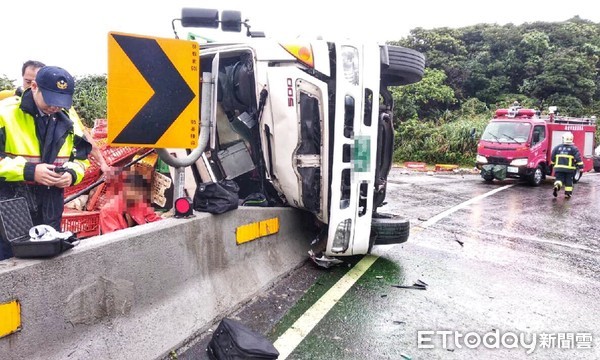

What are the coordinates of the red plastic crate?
(63, 164, 102, 198)
(87, 182, 110, 211)
(61, 210, 100, 238)
(95, 138, 146, 166)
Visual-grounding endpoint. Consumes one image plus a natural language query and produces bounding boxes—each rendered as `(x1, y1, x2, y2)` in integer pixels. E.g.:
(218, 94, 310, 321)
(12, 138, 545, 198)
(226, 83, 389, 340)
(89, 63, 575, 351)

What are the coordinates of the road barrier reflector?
(236, 217, 279, 244)
(0, 300, 21, 338)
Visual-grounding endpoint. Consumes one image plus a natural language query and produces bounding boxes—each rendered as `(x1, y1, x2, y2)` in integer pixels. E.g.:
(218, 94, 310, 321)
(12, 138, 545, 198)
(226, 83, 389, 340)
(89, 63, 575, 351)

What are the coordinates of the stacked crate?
(61, 123, 147, 238)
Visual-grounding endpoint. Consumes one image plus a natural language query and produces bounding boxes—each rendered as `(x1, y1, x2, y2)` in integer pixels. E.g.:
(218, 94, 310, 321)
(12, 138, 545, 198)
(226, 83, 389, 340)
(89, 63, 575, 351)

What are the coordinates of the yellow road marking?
(273, 254, 378, 359)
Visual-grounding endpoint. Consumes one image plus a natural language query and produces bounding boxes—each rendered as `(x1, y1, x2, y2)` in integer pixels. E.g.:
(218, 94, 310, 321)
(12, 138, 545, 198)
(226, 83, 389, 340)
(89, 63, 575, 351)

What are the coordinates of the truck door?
(531, 125, 548, 164)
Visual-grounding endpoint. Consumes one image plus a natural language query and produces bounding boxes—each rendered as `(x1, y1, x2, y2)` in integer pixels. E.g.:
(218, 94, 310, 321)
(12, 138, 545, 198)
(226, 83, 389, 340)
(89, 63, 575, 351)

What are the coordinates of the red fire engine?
(476, 104, 597, 185)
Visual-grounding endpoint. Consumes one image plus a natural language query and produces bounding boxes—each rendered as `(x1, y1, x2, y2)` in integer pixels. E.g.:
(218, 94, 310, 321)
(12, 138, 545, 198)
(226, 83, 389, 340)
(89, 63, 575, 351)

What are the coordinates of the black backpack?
(193, 180, 239, 214)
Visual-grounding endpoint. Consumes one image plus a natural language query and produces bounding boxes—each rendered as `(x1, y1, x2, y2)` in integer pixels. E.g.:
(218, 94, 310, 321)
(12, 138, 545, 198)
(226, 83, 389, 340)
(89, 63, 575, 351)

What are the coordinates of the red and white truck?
(476, 105, 597, 185)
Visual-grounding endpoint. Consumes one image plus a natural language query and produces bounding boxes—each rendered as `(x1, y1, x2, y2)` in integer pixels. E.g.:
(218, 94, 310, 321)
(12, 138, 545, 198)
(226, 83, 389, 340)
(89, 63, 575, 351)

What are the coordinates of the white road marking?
(273, 254, 378, 359)
(471, 229, 600, 253)
(419, 184, 514, 228)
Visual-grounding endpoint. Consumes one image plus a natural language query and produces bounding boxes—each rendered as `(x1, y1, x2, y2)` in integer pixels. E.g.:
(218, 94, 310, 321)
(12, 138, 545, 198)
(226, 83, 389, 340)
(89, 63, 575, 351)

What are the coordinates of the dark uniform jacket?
(0, 90, 92, 230)
(551, 143, 584, 174)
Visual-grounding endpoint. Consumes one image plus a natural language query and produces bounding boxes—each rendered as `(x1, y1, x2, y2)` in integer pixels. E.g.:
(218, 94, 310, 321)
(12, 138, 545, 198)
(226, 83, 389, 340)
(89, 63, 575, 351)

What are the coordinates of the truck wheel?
(380, 45, 425, 86)
(371, 213, 410, 245)
(527, 165, 544, 186)
(573, 169, 583, 183)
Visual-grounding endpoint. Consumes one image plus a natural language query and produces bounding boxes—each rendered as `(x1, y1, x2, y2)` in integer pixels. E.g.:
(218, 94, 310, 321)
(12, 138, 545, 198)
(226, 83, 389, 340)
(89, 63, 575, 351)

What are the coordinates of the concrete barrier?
(0, 207, 312, 360)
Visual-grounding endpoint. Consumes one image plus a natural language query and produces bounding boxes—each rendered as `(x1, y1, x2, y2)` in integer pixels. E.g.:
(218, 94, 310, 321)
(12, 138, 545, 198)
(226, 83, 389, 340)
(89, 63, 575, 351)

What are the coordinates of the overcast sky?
(1, 0, 599, 83)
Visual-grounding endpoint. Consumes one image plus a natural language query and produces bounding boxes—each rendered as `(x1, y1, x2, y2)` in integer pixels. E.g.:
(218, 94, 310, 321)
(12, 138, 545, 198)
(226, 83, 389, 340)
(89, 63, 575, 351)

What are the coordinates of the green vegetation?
(0, 74, 14, 91)
(72, 75, 107, 128)
(389, 17, 600, 166)
(394, 116, 489, 166)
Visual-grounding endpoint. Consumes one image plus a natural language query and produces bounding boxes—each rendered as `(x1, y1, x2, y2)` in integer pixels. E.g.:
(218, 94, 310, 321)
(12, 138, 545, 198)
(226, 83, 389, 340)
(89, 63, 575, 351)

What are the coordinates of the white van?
(162, 8, 425, 263)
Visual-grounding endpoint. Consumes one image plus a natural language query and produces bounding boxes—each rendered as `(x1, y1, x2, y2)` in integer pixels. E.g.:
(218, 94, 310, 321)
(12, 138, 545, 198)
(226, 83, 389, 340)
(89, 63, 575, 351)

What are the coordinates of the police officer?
(0, 60, 46, 101)
(0, 66, 92, 260)
(550, 132, 584, 198)
(1, 60, 111, 173)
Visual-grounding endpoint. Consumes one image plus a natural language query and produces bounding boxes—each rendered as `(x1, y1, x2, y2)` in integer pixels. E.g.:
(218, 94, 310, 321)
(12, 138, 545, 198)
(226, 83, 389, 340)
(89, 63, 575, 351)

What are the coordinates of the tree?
(390, 18, 600, 117)
(520, 50, 596, 113)
(72, 75, 107, 128)
(0, 74, 15, 91)
(390, 68, 456, 123)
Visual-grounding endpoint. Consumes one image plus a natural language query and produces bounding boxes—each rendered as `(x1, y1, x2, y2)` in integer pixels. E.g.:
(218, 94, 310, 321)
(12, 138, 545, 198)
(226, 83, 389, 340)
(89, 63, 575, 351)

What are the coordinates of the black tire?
(221, 11, 242, 32)
(527, 165, 544, 186)
(367, 230, 377, 254)
(371, 213, 410, 245)
(181, 8, 219, 28)
(573, 169, 583, 183)
(380, 45, 425, 86)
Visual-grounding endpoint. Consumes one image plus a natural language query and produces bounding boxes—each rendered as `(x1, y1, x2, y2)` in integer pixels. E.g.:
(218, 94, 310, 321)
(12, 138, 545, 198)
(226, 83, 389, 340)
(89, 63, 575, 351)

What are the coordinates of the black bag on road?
(207, 318, 279, 360)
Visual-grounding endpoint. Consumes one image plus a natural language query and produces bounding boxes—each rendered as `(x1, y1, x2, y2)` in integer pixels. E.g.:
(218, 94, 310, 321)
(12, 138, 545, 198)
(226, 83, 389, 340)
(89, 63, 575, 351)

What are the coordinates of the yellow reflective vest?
(0, 88, 17, 101)
(550, 144, 584, 173)
(0, 92, 91, 185)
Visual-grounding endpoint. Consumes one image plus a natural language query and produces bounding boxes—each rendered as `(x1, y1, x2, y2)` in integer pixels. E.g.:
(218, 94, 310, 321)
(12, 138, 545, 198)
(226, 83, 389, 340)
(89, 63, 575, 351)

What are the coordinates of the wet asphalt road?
(177, 168, 600, 360)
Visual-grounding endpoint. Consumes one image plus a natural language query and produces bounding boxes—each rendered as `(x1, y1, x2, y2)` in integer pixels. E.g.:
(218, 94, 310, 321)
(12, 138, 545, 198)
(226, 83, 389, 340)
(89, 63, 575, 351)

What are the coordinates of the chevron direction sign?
(107, 32, 200, 148)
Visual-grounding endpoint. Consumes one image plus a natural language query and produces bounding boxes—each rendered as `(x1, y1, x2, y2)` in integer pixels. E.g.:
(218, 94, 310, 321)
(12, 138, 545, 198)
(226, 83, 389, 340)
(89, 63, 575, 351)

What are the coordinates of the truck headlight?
(331, 219, 352, 253)
(510, 158, 528, 166)
(476, 155, 488, 164)
(341, 46, 359, 86)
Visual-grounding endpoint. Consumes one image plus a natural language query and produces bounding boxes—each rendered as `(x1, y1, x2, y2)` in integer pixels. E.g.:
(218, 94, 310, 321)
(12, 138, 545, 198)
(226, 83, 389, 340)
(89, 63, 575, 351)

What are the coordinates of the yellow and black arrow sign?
(107, 32, 200, 148)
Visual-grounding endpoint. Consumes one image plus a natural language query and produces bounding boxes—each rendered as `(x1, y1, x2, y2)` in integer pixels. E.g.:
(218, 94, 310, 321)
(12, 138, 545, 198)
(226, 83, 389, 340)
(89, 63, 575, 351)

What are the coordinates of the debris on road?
(392, 279, 428, 290)
(308, 249, 343, 268)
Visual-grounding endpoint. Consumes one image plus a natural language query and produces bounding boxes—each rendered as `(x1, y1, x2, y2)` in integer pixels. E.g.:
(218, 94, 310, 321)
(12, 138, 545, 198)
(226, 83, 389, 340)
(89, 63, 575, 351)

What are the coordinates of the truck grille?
(487, 156, 510, 165)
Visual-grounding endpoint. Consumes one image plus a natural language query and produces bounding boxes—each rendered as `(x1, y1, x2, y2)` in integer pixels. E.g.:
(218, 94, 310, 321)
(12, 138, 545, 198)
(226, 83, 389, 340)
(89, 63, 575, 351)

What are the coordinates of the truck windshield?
(481, 122, 531, 144)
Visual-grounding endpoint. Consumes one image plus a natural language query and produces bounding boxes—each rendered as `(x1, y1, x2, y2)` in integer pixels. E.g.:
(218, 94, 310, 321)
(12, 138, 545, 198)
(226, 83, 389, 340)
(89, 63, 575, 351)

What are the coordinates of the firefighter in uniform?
(0, 66, 91, 260)
(550, 132, 584, 198)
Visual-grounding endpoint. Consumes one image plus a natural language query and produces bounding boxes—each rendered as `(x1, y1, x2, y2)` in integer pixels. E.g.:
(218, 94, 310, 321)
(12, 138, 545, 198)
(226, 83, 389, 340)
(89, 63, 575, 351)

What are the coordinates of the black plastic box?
(0, 197, 73, 258)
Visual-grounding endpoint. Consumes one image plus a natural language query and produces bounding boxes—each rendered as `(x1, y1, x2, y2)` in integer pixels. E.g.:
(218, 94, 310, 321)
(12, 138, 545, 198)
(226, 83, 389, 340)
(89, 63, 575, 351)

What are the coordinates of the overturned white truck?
(160, 8, 425, 263)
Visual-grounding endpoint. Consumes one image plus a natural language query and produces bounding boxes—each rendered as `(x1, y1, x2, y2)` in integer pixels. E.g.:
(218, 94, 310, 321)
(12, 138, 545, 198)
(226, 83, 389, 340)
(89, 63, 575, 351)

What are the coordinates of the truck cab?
(163, 9, 426, 261)
(476, 105, 597, 185)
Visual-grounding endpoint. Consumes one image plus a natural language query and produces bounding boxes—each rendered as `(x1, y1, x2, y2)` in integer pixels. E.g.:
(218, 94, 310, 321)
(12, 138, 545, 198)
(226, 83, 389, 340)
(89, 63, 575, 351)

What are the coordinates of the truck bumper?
(480, 164, 507, 181)
(480, 164, 533, 181)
